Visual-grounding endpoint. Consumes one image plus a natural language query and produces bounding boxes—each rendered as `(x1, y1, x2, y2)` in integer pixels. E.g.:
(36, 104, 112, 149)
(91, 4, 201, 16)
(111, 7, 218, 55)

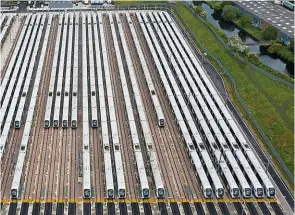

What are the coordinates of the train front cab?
(156, 188, 165, 198)
(254, 187, 264, 198)
(14, 121, 20, 129)
(242, 188, 252, 198)
(71, 120, 77, 128)
(53, 120, 59, 128)
(44, 120, 50, 128)
(118, 188, 126, 198)
(203, 187, 213, 198)
(266, 187, 276, 198)
(230, 188, 240, 198)
(141, 188, 150, 198)
(215, 188, 225, 198)
(83, 189, 91, 198)
(62, 120, 68, 128)
(11, 189, 18, 199)
(158, 118, 165, 127)
(92, 119, 98, 128)
(107, 188, 114, 199)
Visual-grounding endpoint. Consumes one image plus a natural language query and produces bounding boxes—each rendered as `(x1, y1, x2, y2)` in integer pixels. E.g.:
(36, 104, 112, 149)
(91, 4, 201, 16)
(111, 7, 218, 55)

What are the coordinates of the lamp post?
(202, 52, 207, 65)
(266, 157, 271, 175)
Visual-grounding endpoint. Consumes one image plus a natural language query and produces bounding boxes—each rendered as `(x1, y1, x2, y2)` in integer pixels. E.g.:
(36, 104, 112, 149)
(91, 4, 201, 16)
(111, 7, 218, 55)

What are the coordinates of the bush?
(220, 1, 232, 9)
(263, 25, 278, 40)
(278, 48, 294, 63)
(222, 5, 241, 22)
(200, 11, 208, 19)
(289, 39, 294, 52)
(240, 14, 252, 27)
(267, 43, 294, 63)
(192, 1, 202, 6)
(227, 35, 248, 53)
(195, 6, 203, 14)
(267, 43, 283, 54)
(206, 1, 222, 10)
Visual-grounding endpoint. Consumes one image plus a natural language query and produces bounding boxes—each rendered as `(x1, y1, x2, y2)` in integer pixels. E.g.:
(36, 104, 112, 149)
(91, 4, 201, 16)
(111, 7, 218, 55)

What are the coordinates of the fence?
(184, 2, 293, 87)
(28, 0, 293, 183)
(171, 2, 293, 182)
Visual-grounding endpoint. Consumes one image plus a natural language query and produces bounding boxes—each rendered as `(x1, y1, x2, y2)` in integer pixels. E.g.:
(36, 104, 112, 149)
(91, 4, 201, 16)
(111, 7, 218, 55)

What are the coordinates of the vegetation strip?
(190, 1, 294, 83)
(175, 2, 294, 184)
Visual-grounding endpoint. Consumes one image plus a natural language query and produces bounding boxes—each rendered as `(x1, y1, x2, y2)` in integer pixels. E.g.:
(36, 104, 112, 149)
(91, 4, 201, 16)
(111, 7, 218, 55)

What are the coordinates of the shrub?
(227, 35, 248, 53)
(195, 6, 203, 14)
(199, 11, 208, 19)
(267, 43, 294, 63)
(240, 14, 252, 27)
(263, 25, 278, 40)
(267, 43, 283, 54)
(220, 1, 232, 9)
(222, 5, 241, 22)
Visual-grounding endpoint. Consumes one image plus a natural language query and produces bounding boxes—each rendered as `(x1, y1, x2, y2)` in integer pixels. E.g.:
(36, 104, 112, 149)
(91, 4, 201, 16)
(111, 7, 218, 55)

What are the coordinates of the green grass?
(176, 3, 294, 178)
(205, 1, 222, 10)
(285, 102, 294, 125)
(234, 19, 264, 41)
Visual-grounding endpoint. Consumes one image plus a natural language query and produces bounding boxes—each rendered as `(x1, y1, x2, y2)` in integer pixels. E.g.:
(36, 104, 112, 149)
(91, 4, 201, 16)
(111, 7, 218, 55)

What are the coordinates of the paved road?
(234, 1, 294, 38)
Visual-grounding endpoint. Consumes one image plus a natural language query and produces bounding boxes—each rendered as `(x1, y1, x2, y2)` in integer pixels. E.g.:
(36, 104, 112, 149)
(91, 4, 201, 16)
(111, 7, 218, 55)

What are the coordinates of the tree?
(289, 39, 294, 52)
(227, 35, 248, 53)
(267, 43, 283, 54)
(263, 26, 278, 40)
(240, 14, 252, 27)
(230, 35, 247, 53)
(200, 11, 208, 19)
(222, 5, 241, 22)
(193, 1, 202, 6)
(220, 1, 232, 9)
(195, 6, 203, 14)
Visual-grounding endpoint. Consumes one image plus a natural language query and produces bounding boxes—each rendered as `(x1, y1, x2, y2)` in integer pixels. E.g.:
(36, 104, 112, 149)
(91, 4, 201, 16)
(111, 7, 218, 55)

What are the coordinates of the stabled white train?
(8, 11, 276, 201)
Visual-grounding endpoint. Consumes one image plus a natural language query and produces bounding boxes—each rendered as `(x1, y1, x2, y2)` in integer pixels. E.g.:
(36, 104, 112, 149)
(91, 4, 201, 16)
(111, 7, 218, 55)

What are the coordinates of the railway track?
(120, 13, 158, 199)
(104, 13, 137, 199)
(131, 12, 204, 201)
(129, 13, 218, 215)
(74, 12, 84, 201)
(0, 11, 292, 215)
(124, 13, 175, 199)
(20, 21, 44, 200)
(1, 129, 21, 198)
(27, 14, 56, 202)
(258, 202, 271, 215)
(91, 14, 104, 200)
(125, 13, 187, 200)
(0, 15, 36, 200)
(22, 15, 55, 201)
(0, 15, 25, 81)
(84, 14, 98, 201)
(57, 15, 70, 201)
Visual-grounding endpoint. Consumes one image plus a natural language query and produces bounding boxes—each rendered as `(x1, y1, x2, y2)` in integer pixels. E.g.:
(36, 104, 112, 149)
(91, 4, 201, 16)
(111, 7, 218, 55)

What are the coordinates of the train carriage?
(14, 15, 46, 129)
(71, 13, 79, 128)
(10, 14, 52, 198)
(44, 14, 64, 128)
(152, 95, 165, 127)
(152, 11, 226, 198)
(140, 11, 215, 199)
(165, 10, 277, 199)
(54, 14, 68, 128)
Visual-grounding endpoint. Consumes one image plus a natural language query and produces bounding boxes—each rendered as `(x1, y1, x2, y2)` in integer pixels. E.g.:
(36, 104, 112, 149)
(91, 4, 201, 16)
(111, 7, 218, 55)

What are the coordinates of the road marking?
(0, 198, 278, 203)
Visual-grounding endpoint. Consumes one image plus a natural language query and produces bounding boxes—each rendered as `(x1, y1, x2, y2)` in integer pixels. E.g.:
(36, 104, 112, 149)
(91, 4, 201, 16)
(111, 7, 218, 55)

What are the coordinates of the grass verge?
(175, 2, 294, 185)
(234, 19, 264, 41)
